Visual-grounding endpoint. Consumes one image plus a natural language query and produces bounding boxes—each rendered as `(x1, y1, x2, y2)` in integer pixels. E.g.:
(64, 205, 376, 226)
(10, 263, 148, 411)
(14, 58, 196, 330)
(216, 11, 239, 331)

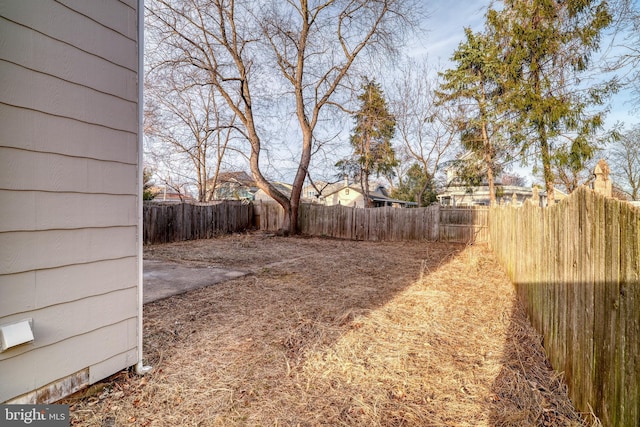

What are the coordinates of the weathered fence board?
(489, 187, 639, 426)
(255, 202, 478, 242)
(143, 201, 253, 244)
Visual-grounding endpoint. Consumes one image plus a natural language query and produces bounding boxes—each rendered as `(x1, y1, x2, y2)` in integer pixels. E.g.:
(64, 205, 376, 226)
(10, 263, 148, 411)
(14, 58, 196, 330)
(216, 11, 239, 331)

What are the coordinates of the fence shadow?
(488, 299, 590, 426)
(492, 279, 639, 427)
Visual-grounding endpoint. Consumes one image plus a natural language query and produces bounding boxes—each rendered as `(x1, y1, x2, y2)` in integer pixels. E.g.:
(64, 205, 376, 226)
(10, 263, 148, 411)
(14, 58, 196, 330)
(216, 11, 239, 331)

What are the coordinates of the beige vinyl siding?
(0, 0, 140, 403)
(0, 105, 137, 163)
(0, 18, 137, 103)
(0, 192, 137, 232)
(0, 148, 137, 194)
(89, 347, 138, 385)
(0, 319, 138, 401)
(1, 62, 137, 131)
(0, 288, 138, 359)
(55, 0, 138, 40)
(1, 0, 138, 71)
(0, 227, 137, 279)
(0, 258, 137, 316)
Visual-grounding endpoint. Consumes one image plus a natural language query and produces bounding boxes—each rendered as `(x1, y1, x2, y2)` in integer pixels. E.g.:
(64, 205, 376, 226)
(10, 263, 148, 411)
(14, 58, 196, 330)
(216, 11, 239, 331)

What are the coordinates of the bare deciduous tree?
(605, 0, 640, 108)
(608, 125, 640, 200)
(144, 70, 238, 202)
(146, 0, 420, 233)
(391, 60, 460, 204)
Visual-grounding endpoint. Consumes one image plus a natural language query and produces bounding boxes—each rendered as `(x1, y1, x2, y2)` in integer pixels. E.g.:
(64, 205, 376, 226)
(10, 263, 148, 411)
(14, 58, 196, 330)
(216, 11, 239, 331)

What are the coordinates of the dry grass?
(64, 233, 593, 426)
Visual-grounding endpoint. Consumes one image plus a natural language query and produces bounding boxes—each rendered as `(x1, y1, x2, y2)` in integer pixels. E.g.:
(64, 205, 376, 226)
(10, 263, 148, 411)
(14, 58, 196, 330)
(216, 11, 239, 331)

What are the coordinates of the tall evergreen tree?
(438, 28, 505, 205)
(488, 0, 616, 203)
(343, 78, 397, 206)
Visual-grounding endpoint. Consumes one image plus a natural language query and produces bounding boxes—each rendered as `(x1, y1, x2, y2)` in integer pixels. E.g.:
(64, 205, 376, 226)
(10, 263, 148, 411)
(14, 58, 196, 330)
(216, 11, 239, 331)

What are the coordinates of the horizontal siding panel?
(0, 191, 137, 232)
(0, 147, 137, 194)
(119, 0, 138, 11)
(0, 18, 137, 101)
(0, 287, 137, 360)
(0, 318, 137, 402)
(0, 0, 137, 70)
(0, 61, 137, 133)
(0, 227, 137, 275)
(0, 272, 35, 317)
(89, 348, 138, 385)
(0, 257, 137, 316)
(57, 0, 137, 40)
(0, 104, 137, 164)
(7, 369, 89, 405)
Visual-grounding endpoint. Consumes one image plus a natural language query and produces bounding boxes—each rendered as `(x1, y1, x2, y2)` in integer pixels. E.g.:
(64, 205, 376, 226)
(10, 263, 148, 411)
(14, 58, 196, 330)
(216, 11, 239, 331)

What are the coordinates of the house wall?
(438, 185, 536, 207)
(253, 189, 274, 202)
(0, 0, 141, 403)
(325, 188, 365, 207)
(254, 185, 292, 203)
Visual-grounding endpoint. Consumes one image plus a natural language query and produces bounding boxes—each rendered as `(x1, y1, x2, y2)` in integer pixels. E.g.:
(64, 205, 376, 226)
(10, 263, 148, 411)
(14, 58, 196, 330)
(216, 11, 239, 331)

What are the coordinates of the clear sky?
(410, 0, 489, 62)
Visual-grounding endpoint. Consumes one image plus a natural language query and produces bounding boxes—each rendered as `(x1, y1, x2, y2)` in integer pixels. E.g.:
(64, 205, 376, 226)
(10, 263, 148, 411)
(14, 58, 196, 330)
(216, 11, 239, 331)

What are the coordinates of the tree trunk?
(289, 132, 311, 234)
(478, 82, 496, 206)
(361, 170, 372, 208)
(539, 125, 556, 205)
(246, 126, 292, 231)
(417, 181, 429, 207)
(481, 121, 496, 206)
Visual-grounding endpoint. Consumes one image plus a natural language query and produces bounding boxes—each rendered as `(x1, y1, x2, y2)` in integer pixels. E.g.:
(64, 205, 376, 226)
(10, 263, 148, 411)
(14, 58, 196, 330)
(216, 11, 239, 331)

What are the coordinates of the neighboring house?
(437, 184, 538, 207)
(437, 155, 543, 207)
(208, 171, 258, 201)
(152, 192, 196, 203)
(251, 179, 415, 208)
(1, 0, 144, 403)
(323, 183, 416, 208)
(300, 181, 343, 203)
(148, 186, 196, 203)
(548, 188, 569, 204)
(254, 182, 294, 202)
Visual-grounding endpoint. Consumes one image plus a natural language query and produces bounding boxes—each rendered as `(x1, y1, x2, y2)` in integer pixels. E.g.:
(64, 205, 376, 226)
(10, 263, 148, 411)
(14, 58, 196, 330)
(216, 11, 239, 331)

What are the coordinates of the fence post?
(593, 159, 612, 197)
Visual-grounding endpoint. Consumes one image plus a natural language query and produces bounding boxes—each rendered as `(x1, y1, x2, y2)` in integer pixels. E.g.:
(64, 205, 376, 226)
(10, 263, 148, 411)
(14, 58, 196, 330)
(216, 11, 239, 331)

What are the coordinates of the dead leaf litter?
(64, 233, 593, 426)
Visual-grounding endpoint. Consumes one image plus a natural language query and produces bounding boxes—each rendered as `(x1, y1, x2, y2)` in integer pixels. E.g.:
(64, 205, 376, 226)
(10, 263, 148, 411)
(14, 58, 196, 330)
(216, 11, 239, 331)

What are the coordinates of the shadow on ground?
(488, 302, 590, 426)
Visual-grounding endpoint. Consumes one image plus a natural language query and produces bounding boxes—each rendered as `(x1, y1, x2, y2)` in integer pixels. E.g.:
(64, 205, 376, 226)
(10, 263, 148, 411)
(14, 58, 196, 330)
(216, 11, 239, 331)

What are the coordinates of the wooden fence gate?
(438, 206, 489, 243)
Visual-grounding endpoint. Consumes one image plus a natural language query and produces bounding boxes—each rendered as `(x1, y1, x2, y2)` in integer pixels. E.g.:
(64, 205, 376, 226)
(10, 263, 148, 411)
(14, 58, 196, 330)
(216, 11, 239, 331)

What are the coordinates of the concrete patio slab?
(143, 260, 249, 304)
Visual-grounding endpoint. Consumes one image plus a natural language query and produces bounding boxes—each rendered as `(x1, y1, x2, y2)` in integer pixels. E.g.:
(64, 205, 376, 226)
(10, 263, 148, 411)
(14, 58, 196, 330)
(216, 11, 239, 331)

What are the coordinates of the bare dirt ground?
(64, 233, 596, 426)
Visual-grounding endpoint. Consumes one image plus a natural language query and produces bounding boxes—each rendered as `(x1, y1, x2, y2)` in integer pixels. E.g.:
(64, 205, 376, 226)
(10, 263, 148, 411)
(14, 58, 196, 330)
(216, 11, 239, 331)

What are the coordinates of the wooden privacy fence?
(143, 201, 253, 244)
(145, 201, 488, 243)
(489, 187, 639, 427)
(255, 201, 488, 243)
(298, 203, 440, 241)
